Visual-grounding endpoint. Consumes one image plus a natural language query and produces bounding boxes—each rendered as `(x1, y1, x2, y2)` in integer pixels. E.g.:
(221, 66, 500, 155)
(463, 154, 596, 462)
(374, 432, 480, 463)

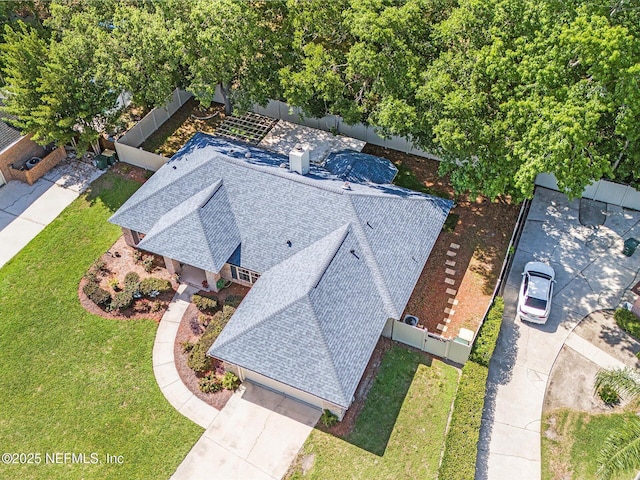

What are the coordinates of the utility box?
(623, 238, 639, 257)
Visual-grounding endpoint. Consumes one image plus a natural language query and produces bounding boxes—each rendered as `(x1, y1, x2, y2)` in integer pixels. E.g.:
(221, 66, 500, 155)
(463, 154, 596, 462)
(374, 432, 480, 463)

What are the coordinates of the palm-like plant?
(593, 367, 640, 480)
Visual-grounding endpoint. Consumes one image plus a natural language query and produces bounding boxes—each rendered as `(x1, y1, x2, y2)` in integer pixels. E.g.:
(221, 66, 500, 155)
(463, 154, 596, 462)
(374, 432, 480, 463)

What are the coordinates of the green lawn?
(0, 172, 202, 479)
(288, 346, 459, 480)
(542, 409, 638, 480)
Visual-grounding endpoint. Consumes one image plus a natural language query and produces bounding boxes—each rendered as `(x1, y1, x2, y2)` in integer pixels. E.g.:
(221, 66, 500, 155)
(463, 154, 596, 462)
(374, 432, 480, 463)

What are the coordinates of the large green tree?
(185, 0, 289, 115)
(418, 0, 640, 200)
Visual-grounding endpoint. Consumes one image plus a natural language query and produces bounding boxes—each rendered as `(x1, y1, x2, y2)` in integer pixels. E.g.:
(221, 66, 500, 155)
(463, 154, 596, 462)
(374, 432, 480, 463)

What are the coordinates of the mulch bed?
(78, 236, 178, 321)
(362, 145, 520, 339)
(110, 161, 153, 184)
(174, 285, 250, 410)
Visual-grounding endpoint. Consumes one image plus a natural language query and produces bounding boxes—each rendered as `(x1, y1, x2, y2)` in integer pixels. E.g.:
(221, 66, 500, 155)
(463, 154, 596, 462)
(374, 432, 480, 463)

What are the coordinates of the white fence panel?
(536, 173, 640, 211)
(114, 143, 168, 172)
(391, 320, 426, 350)
(423, 334, 449, 358)
(447, 339, 473, 364)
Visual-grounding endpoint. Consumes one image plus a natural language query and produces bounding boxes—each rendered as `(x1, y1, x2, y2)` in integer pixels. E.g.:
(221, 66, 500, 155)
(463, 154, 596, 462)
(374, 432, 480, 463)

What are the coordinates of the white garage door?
(240, 368, 325, 411)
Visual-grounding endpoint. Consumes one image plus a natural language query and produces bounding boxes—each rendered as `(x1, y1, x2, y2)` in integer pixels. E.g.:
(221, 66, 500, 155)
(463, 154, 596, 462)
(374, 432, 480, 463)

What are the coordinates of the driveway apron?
(476, 187, 640, 479)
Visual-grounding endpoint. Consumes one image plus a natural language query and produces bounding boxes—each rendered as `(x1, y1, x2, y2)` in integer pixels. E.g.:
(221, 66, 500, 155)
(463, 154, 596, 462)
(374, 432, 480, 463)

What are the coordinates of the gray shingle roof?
(137, 180, 241, 273)
(210, 225, 388, 408)
(324, 150, 398, 184)
(109, 133, 452, 408)
(0, 102, 23, 153)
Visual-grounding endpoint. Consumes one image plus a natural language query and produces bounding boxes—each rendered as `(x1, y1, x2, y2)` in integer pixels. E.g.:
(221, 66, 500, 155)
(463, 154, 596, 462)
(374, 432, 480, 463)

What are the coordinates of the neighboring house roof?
(109, 132, 452, 408)
(324, 150, 398, 184)
(0, 102, 23, 154)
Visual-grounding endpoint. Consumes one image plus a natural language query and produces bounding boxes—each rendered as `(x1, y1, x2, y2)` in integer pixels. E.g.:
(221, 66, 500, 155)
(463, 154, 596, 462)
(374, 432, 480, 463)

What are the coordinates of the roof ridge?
(199, 178, 223, 208)
(305, 295, 351, 405)
(346, 196, 399, 318)
(310, 224, 351, 289)
(109, 160, 215, 223)
(211, 290, 309, 349)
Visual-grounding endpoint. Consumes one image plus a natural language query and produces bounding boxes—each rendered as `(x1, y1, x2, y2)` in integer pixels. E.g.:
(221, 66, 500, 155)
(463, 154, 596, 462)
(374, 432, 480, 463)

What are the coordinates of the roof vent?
(172, 165, 177, 170)
(286, 240, 292, 247)
(342, 181, 351, 190)
(279, 162, 287, 169)
(289, 144, 310, 175)
(245, 152, 251, 158)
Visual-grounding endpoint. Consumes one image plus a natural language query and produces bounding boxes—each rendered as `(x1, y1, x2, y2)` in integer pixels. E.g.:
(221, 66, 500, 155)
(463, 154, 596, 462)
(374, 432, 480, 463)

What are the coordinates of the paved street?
(476, 187, 640, 479)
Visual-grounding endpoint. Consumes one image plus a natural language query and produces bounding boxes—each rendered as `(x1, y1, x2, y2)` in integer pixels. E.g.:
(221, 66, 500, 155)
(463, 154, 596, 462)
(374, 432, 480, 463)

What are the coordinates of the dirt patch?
(78, 236, 178, 321)
(362, 145, 520, 339)
(110, 161, 153, 184)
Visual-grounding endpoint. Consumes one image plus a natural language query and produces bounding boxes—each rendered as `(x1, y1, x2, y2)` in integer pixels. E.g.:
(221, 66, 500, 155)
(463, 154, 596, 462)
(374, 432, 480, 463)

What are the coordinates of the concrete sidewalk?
(0, 156, 102, 268)
(155, 285, 321, 480)
(477, 188, 640, 479)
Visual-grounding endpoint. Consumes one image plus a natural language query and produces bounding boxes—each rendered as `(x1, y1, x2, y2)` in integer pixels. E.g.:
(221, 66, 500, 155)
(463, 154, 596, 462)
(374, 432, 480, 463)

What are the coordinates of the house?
(0, 104, 66, 187)
(109, 132, 452, 418)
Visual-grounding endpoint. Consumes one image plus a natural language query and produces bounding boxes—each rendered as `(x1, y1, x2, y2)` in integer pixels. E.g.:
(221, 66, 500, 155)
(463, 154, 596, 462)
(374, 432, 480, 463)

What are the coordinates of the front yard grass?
(542, 409, 638, 480)
(0, 171, 202, 479)
(287, 346, 459, 480)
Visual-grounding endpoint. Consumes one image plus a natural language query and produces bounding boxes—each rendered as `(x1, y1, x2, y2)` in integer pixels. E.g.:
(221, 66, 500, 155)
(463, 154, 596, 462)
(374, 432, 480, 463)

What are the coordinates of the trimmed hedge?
(469, 297, 504, 367)
(192, 294, 218, 313)
(224, 295, 243, 308)
(124, 272, 141, 292)
(139, 277, 171, 296)
(83, 281, 111, 306)
(438, 362, 488, 480)
(614, 308, 640, 340)
(438, 296, 504, 480)
(111, 289, 134, 311)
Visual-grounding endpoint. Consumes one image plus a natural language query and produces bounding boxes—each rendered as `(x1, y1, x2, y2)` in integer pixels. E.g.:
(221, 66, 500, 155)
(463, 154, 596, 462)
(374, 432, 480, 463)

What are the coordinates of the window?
(230, 265, 260, 284)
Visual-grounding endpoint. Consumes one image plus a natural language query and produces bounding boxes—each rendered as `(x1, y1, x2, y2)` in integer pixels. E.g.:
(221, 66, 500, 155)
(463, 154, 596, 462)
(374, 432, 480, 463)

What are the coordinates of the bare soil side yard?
(362, 145, 520, 338)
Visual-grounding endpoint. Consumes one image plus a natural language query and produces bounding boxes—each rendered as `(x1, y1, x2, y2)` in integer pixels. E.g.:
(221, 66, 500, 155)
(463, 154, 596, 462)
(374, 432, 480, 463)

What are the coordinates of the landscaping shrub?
(193, 294, 217, 312)
(150, 300, 163, 313)
(438, 362, 488, 480)
(223, 295, 243, 308)
(93, 258, 107, 272)
(320, 409, 339, 428)
(84, 270, 98, 283)
(132, 249, 142, 263)
(133, 299, 151, 313)
(139, 277, 171, 297)
(84, 281, 112, 306)
(187, 306, 236, 374)
(221, 372, 240, 391)
(198, 313, 210, 328)
(180, 341, 194, 353)
(108, 277, 120, 291)
(111, 290, 134, 311)
(124, 272, 141, 292)
(198, 372, 222, 393)
(469, 297, 504, 367)
(142, 255, 154, 273)
(598, 385, 621, 406)
(187, 343, 214, 373)
(614, 308, 640, 340)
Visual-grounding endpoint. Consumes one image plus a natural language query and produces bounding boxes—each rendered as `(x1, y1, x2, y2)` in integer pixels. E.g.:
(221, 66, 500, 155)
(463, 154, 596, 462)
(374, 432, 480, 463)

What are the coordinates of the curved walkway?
(154, 284, 320, 480)
(476, 187, 640, 480)
(153, 284, 219, 429)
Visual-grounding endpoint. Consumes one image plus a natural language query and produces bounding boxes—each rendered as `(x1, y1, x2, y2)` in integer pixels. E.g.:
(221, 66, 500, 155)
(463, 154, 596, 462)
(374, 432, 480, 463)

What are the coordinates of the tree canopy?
(0, 0, 638, 200)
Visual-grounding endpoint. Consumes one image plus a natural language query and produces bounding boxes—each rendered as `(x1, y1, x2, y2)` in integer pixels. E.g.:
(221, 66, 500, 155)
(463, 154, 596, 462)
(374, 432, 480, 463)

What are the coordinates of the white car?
(518, 261, 556, 324)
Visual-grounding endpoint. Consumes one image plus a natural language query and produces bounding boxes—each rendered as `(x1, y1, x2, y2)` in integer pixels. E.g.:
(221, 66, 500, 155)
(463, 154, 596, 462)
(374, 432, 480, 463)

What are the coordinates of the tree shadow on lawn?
(85, 170, 143, 213)
(334, 346, 432, 456)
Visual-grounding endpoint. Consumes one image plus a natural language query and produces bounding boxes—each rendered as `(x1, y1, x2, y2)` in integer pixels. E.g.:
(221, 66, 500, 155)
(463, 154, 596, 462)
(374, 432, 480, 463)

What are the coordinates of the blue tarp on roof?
(324, 150, 398, 184)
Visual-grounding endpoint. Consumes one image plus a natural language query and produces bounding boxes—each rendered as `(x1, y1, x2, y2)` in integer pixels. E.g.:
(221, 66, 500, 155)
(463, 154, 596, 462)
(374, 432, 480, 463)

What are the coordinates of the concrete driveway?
(171, 382, 320, 480)
(0, 156, 101, 268)
(476, 187, 640, 479)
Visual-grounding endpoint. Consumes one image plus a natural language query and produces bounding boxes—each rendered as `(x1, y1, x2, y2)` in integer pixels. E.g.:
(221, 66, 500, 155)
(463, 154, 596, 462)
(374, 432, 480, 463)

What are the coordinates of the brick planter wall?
(0, 134, 44, 183)
(10, 146, 66, 185)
